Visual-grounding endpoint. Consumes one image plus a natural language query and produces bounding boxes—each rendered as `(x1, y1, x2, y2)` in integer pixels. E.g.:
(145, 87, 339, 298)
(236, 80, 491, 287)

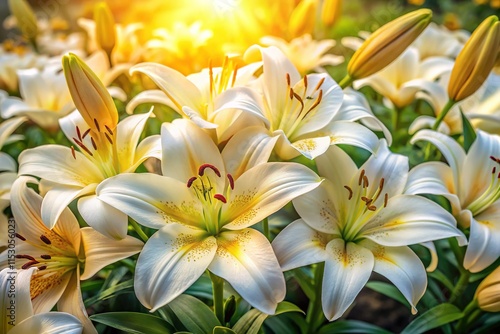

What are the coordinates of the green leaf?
(275, 301, 305, 315)
(167, 294, 220, 334)
(460, 108, 476, 153)
(84, 279, 134, 307)
(232, 309, 268, 334)
(264, 313, 307, 334)
(318, 320, 392, 334)
(90, 312, 175, 334)
(401, 303, 463, 334)
(366, 281, 410, 308)
(291, 267, 314, 300)
(428, 270, 454, 292)
(213, 326, 237, 334)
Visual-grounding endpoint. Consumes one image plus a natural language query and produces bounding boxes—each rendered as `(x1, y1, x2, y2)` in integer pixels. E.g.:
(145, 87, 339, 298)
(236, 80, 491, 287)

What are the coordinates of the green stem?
(210, 272, 225, 325)
(306, 262, 325, 333)
(455, 299, 480, 333)
(448, 238, 470, 305)
(339, 75, 354, 89)
(128, 218, 149, 242)
(262, 217, 270, 241)
(432, 99, 456, 130)
(392, 106, 401, 134)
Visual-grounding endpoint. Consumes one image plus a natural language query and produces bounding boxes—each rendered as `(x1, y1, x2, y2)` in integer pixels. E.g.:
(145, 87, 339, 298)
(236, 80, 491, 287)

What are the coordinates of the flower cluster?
(1, 1, 500, 333)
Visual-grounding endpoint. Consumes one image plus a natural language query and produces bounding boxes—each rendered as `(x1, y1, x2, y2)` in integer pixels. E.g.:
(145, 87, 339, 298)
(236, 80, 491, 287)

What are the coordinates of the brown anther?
(94, 118, 101, 132)
(40, 254, 52, 260)
(76, 126, 82, 141)
(105, 132, 113, 145)
(227, 173, 234, 190)
(231, 65, 239, 88)
(71, 146, 76, 160)
(307, 90, 323, 112)
(187, 177, 197, 188)
(368, 205, 377, 211)
(82, 128, 91, 139)
(73, 138, 93, 156)
(384, 193, 388, 208)
(314, 77, 325, 91)
(344, 185, 353, 200)
(493, 167, 497, 174)
(198, 164, 221, 177)
(40, 235, 51, 245)
(363, 175, 369, 188)
(293, 91, 304, 108)
(286, 73, 291, 87)
(379, 178, 385, 190)
(15, 233, 26, 241)
(16, 255, 36, 261)
(90, 136, 97, 150)
(22, 260, 39, 269)
(105, 124, 114, 135)
(358, 170, 365, 186)
(289, 87, 294, 99)
(303, 75, 308, 89)
(38, 265, 47, 270)
(362, 197, 373, 206)
(214, 194, 227, 203)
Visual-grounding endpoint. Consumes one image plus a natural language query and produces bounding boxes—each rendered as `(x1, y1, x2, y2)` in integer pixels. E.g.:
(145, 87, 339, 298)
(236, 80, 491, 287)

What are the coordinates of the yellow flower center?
(466, 155, 500, 215)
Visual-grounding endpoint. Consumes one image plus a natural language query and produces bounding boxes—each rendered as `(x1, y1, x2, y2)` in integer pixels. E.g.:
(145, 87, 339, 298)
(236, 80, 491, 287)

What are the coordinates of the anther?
(303, 75, 308, 89)
(379, 178, 385, 190)
(71, 146, 76, 159)
(307, 90, 323, 112)
(38, 265, 47, 270)
(82, 128, 91, 139)
(314, 77, 325, 91)
(359, 170, 365, 186)
(286, 73, 291, 87)
(76, 126, 82, 140)
(493, 167, 497, 174)
(90, 136, 97, 150)
(22, 260, 39, 269)
(105, 132, 113, 145)
(40, 254, 52, 260)
(94, 118, 101, 132)
(198, 164, 221, 177)
(214, 194, 227, 203)
(368, 205, 377, 211)
(231, 65, 238, 88)
(363, 175, 369, 188)
(16, 255, 36, 261)
(344, 185, 353, 200)
(105, 124, 114, 135)
(227, 174, 234, 190)
(187, 177, 197, 188)
(40, 235, 51, 245)
(289, 87, 294, 99)
(15, 233, 26, 241)
(73, 138, 93, 156)
(384, 193, 388, 208)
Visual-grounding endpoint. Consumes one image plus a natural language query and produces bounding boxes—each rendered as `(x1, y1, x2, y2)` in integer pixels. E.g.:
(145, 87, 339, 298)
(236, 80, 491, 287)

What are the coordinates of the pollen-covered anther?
(15, 233, 26, 241)
(76, 126, 82, 141)
(344, 185, 353, 200)
(105, 132, 113, 145)
(187, 176, 197, 188)
(16, 254, 36, 261)
(198, 163, 221, 177)
(82, 128, 91, 139)
(70, 146, 76, 159)
(40, 254, 52, 260)
(214, 194, 227, 203)
(368, 205, 377, 211)
(493, 167, 496, 174)
(40, 235, 52, 245)
(363, 175, 369, 188)
(105, 124, 114, 135)
(490, 155, 500, 164)
(90, 136, 97, 150)
(227, 173, 234, 190)
(384, 193, 388, 208)
(94, 118, 101, 132)
(22, 260, 39, 269)
(359, 169, 365, 186)
(73, 137, 93, 156)
(38, 265, 47, 270)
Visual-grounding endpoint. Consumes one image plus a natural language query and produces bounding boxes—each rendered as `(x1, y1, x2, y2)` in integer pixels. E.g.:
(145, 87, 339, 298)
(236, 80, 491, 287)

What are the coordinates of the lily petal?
(361, 194, 466, 246)
(272, 219, 329, 271)
(213, 86, 269, 127)
(209, 228, 285, 314)
(0, 116, 26, 148)
(9, 312, 83, 334)
(134, 224, 217, 311)
(78, 195, 128, 240)
(322, 239, 374, 321)
(291, 136, 332, 160)
(223, 162, 321, 230)
(0, 154, 16, 172)
(80, 227, 143, 279)
(97, 173, 203, 229)
(1, 267, 36, 330)
(126, 89, 175, 115)
(324, 121, 380, 154)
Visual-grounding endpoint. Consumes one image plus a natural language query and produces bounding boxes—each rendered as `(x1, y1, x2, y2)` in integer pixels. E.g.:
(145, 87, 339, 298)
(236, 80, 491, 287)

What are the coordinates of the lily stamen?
(214, 194, 227, 203)
(198, 163, 221, 177)
(344, 185, 353, 200)
(94, 118, 101, 132)
(227, 173, 234, 190)
(71, 146, 76, 159)
(40, 235, 52, 245)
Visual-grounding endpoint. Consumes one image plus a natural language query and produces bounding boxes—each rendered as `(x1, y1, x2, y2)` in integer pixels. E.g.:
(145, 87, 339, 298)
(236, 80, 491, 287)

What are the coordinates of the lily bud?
(8, 0, 38, 42)
(448, 16, 500, 102)
(475, 265, 500, 312)
(289, 0, 317, 38)
(347, 9, 432, 80)
(321, 0, 342, 28)
(62, 53, 118, 132)
(94, 2, 116, 56)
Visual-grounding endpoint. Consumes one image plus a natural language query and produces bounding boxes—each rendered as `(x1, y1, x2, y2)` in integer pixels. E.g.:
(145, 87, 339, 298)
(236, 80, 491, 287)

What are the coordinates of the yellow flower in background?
(476, 265, 500, 312)
(94, 2, 117, 58)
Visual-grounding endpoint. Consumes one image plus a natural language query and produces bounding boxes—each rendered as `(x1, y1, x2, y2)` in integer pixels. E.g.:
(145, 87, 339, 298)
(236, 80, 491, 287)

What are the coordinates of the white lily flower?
(96, 119, 322, 314)
(272, 140, 466, 320)
(1, 267, 83, 334)
(0, 176, 143, 333)
(127, 55, 265, 143)
(354, 47, 454, 109)
(408, 129, 500, 272)
(239, 45, 389, 159)
(260, 34, 344, 75)
(0, 49, 46, 93)
(411, 22, 466, 59)
(0, 116, 25, 247)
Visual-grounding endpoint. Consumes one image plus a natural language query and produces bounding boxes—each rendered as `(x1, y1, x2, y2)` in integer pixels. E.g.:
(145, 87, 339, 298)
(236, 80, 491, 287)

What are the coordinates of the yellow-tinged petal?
(62, 53, 118, 132)
(94, 2, 116, 56)
(8, 0, 38, 41)
(321, 0, 342, 27)
(289, 0, 317, 38)
(347, 9, 432, 79)
(448, 16, 500, 102)
(476, 265, 500, 312)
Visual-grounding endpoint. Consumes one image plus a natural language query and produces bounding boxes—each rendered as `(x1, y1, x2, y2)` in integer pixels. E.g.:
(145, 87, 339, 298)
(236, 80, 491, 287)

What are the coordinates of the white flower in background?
(408, 130, 500, 272)
(1, 267, 83, 334)
(273, 140, 466, 320)
(353, 47, 454, 109)
(260, 34, 344, 75)
(411, 22, 467, 59)
(0, 116, 25, 247)
(96, 119, 322, 314)
(0, 176, 143, 334)
(0, 48, 46, 93)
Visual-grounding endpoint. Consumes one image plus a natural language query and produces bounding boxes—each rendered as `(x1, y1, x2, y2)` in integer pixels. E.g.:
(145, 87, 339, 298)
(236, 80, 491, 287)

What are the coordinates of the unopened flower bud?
(8, 0, 38, 42)
(321, 0, 342, 27)
(62, 53, 118, 132)
(347, 9, 432, 80)
(475, 265, 500, 312)
(448, 16, 500, 102)
(94, 2, 116, 56)
(289, 0, 317, 38)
